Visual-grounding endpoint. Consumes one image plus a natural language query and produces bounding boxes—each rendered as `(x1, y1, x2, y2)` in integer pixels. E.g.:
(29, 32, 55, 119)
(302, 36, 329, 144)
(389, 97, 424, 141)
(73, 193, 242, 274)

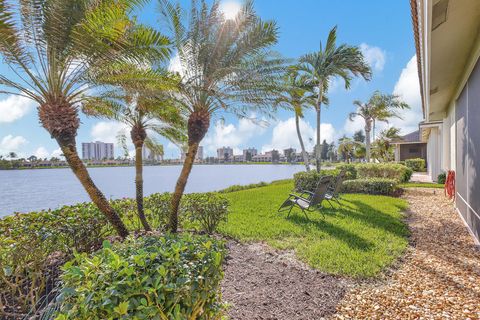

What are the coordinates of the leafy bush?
(341, 178, 398, 195)
(143, 192, 172, 229)
(336, 164, 357, 180)
(437, 172, 446, 184)
(183, 193, 229, 234)
(405, 158, 426, 172)
(56, 235, 226, 319)
(293, 169, 339, 192)
(0, 204, 108, 317)
(356, 163, 412, 183)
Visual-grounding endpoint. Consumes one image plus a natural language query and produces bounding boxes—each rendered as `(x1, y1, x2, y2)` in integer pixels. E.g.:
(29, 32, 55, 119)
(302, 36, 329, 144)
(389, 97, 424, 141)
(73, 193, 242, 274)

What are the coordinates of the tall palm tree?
(349, 91, 409, 162)
(0, 0, 170, 238)
(160, 0, 285, 232)
(84, 66, 186, 231)
(274, 68, 318, 171)
(299, 26, 371, 172)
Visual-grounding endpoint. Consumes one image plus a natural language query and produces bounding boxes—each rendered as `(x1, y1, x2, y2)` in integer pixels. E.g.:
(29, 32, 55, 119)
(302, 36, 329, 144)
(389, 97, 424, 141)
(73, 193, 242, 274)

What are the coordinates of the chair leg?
(333, 194, 341, 206)
(302, 208, 309, 220)
(287, 204, 294, 217)
(278, 198, 292, 212)
(326, 199, 334, 208)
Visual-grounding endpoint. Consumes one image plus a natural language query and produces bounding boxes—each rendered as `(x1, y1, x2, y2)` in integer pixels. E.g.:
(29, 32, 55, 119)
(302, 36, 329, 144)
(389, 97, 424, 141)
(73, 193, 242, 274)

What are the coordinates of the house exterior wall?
(455, 57, 480, 241)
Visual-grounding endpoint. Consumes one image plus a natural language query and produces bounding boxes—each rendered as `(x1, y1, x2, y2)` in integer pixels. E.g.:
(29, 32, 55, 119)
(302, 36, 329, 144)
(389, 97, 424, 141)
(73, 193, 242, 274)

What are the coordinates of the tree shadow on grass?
(286, 210, 373, 251)
(336, 198, 409, 238)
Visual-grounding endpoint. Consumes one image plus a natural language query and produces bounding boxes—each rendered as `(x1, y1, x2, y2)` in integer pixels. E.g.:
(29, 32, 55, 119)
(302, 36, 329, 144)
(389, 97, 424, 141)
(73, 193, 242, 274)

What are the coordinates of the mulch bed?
(221, 188, 480, 319)
(335, 188, 480, 319)
(221, 241, 352, 320)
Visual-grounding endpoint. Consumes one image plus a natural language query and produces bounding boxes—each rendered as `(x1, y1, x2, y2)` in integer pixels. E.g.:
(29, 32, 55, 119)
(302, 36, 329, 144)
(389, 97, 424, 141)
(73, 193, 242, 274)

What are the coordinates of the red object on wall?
(445, 170, 455, 200)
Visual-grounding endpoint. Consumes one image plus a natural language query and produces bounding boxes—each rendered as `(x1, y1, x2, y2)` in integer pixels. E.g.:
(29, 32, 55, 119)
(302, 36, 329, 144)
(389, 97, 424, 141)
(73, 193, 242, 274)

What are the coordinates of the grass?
(399, 182, 444, 189)
(220, 180, 409, 278)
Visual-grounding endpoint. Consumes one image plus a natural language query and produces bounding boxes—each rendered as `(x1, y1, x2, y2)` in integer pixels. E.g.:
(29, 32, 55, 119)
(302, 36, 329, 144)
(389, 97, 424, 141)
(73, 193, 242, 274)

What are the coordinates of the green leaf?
(102, 240, 112, 249)
(114, 301, 129, 316)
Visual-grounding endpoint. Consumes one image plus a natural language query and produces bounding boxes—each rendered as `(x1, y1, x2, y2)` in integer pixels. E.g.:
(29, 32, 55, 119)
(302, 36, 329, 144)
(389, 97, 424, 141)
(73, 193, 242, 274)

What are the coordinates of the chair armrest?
(289, 193, 310, 202)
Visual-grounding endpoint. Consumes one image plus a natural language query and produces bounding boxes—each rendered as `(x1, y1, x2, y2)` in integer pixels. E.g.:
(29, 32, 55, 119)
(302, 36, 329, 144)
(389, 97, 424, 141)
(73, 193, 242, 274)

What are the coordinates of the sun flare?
(220, 1, 241, 20)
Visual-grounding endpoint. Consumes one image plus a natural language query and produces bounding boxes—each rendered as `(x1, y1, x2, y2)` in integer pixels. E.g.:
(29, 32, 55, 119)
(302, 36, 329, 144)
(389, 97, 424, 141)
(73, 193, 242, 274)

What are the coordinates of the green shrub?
(293, 169, 339, 192)
(143, 192, 172, 229)
(356, 163, 412, 183)
(56, 235, 226, 320)
(405, 158, 426, 172)
(0, 204, 108, 316)
(437, 172, 446, 184)
(183, 192, 229, 234)
(336, 163, 357, 180)
(341, 178, 398, 195)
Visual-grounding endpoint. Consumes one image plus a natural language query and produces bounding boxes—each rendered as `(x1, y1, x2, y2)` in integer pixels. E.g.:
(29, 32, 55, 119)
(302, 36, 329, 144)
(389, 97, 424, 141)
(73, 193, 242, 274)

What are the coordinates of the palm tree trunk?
(134, 141, 151, 231)
(169, 141, 199, 232)
(365, 123, 371, 162)
(169, 109, 210, 233)
(315, 84, 324, 173)
(295, 112, 310, 171)
(59, 140, 129, 238)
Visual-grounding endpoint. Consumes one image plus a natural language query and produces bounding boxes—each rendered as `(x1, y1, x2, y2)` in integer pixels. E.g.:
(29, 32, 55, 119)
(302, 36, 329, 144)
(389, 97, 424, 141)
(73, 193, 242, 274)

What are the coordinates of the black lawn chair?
(325, 169, 346, 207)
(278, 175, 333, 218)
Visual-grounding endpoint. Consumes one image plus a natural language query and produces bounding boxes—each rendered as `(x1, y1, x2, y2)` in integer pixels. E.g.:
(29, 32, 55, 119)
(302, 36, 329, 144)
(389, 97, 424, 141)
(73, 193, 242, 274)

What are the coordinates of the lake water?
(0, 164, 304, 216)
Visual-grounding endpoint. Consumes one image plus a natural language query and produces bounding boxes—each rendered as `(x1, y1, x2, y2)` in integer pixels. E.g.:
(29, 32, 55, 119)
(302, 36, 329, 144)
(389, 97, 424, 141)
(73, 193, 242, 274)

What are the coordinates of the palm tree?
(0, 0, 169, 238)
(274, 68, 317, 171)
(372, 127, 401, 162)
(8, 152, 17, 160)
(337, 136, 359, 163)
(349, 91, 409, 162)
(160, 0, 285, 232)
(299, 26, 371, 172)
(84, 66, 186, 231)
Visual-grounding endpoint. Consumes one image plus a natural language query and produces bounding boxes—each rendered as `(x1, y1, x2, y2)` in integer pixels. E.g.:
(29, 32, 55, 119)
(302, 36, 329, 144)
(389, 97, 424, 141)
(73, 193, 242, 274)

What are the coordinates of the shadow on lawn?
(286, 212, 373, 251)
(338, 199, 409, 238)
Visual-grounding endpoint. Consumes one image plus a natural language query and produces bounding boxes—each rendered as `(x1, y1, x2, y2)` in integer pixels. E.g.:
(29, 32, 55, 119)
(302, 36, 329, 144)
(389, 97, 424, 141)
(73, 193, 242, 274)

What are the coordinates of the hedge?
(293, 169, 340, 192)
(56, 235, 226, 319)
(356, 163, 412, 183)
(405, 158, 426, 172)
(341, 178, 398, 195)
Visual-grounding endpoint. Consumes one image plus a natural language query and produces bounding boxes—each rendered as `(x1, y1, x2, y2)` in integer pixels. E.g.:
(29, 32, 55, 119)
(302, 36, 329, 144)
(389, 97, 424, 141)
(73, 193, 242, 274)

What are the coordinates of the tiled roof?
(392, 130, 421, 143)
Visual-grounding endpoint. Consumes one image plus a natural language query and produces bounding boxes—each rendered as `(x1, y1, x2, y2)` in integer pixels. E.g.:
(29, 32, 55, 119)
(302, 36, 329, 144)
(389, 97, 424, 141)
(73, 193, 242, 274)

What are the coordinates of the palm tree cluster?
(0, 0, 408, 237)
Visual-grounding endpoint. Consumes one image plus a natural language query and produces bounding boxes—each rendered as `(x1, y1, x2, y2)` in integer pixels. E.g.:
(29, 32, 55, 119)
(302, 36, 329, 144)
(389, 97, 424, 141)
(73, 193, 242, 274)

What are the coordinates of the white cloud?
(51, 148, 63, 158)
(0, 95, 35, 123)
(262, 117, 335, 153)
(202, 117, 267, 155)
(34, 147, 50, 159)
(343, 114, 365, 135)
(0, 135, 28, 151)
(391, 55, 423, 134)
(91, 121, 128, 143)
(360, 43, 386, 72)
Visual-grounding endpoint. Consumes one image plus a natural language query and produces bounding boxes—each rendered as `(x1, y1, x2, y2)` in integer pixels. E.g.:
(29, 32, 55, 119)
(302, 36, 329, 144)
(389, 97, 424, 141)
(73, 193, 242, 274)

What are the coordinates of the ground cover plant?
(220, 180, 409, 277)
(56, 235, 225, 319)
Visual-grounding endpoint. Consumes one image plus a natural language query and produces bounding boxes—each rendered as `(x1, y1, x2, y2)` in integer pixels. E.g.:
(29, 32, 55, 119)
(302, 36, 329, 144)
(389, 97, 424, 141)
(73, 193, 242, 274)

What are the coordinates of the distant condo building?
(217, 147, 233, 161)
(82, 141, 114, 160)
(242, 148, 258, 161)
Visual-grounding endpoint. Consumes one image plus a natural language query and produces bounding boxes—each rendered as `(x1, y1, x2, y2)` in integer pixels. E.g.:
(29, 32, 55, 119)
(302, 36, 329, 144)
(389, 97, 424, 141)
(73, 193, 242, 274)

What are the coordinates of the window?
(409, 148, 419, 154)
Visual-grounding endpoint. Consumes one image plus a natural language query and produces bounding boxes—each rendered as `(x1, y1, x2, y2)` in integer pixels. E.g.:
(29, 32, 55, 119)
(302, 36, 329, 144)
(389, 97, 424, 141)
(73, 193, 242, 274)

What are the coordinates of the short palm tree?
(372, 127, 401, 162)
(0, 0, 170, 237)
(84, 66, 186, 231)
(160, 0, 285, 232)
(349, 91, 409, 162)
(274, 68, 318, 171)
(338, 136, 359, 163)
(299, 26, 371, 172)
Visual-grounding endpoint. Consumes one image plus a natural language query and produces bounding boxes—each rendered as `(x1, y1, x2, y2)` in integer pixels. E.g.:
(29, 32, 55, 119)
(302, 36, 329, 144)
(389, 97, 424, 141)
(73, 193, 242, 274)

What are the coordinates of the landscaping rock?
(335, 188, 480, 319)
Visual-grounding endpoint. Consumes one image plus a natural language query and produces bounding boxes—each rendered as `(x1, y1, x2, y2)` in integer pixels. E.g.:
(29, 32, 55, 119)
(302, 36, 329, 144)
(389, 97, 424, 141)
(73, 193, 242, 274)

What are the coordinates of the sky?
(0, 0, 422, 160)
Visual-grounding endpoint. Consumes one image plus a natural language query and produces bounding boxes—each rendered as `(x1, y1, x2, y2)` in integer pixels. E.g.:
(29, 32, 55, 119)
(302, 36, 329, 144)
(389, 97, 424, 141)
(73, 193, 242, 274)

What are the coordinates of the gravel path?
(221, 241, 351, 320)
(335, 188, 480, 319)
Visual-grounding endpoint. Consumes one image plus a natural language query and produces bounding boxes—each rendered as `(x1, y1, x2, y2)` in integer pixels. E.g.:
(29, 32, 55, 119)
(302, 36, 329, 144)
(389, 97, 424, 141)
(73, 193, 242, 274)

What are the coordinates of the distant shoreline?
(0, 162, 306, 171)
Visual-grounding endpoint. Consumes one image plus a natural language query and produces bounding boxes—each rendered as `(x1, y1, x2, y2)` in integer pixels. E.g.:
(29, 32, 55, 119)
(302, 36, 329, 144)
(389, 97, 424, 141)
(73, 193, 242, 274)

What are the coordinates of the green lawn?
(220, 180, 409, 278)
(399, 182, 444, 189)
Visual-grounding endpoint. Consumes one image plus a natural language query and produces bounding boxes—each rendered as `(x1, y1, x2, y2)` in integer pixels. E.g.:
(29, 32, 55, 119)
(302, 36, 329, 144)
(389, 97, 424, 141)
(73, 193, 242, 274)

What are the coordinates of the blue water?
(0, 164, 304, 216)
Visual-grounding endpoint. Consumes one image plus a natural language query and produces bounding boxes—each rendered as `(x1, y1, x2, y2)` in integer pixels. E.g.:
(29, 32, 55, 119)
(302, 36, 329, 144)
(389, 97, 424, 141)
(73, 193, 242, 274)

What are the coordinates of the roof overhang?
(419, 120, 443, 142)
(412, 0, 480, 122)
